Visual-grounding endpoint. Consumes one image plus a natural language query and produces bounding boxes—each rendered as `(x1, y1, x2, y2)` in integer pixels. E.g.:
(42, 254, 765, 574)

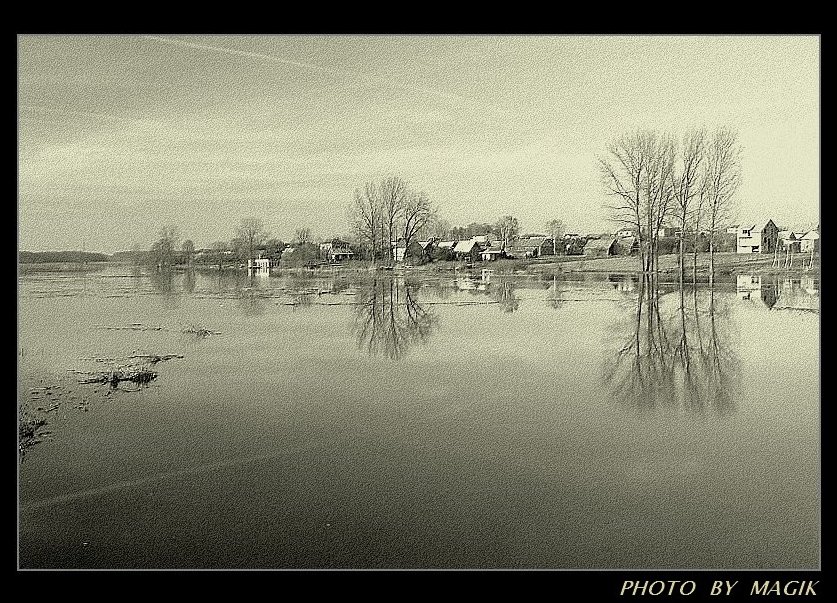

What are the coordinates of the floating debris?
(182, 325, 221, 338)
(78, 366, 158, 388)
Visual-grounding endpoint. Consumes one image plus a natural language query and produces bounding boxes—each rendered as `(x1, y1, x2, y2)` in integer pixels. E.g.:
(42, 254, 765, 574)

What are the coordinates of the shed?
(584, 238, 617, 256)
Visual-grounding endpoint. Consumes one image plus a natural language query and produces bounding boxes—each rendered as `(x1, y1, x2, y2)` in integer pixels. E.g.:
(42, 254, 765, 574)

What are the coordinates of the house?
(655, 226, 677, 238)
(735, 220, 779, 254)
(800, 228, 819, 253)
(321, 239, 354, 263)
(452, 239, 483, 262)
(437, 241, 456, 250)
(615, 236, 639, 255)
(480, 246, 505, 262)
(508, 236, 553, 258)
(778, 231, 801, 253)
(615, 229, 635, 238)
(470, 234, 493, 245)
(401, 240, 433, 264)
(584, 237, 617, 257)
(391, 239, 408, 262)
(247, 256, 270, 275)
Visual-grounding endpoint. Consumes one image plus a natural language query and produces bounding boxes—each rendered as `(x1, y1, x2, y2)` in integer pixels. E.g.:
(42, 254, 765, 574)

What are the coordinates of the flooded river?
(17, 265, 820, 568)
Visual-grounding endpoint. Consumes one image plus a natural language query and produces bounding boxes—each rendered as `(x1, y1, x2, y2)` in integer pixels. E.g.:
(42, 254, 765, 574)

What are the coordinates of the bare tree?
(349, 183, 383, 265)
(181, 239, 195, 267)
(704, 128, 742, 286)
(400, 191, 434, 249)
(672, 129, 706, 286)
(235, 218, 269, 264)
(599, 131, 651, 271)
(152, 225, 180, 269)
(379, 176, 409, 264)
(545, 219, 565, 256)
(294, 227, 312, 245)
(494, 215, 520, 251)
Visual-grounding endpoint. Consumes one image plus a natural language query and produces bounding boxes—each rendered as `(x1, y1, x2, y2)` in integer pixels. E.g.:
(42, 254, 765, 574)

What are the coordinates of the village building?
(480, 246, 504, 262)
(778, 231, 801, 253)
(735, 219, 779, 254)
(616, 236, 639, 255)
(247, 256, 270, 275)
(615, 229, 635, 238)
(507, 236, 553, 258)
(452, 239, 483, 262)
(584, 237, 617, 257)
(320, 239, 354, 263)
(800, 228, 820, 253)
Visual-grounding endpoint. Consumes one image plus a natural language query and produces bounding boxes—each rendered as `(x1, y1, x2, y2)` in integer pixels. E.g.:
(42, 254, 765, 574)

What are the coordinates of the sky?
(18, 35, 820, 253)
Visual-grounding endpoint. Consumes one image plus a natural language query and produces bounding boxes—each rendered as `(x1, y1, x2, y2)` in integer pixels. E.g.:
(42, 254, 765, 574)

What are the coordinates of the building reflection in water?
(603, 275, 741, 416)
(352, 277, 438, 360)
(738, 273, 819, 313)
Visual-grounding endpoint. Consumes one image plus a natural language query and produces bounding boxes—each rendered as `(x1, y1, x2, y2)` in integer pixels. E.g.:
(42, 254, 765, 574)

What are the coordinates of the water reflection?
(604, 276, 740, 415)
(738, 273, 819, 313)
(352, 278, 438, 360)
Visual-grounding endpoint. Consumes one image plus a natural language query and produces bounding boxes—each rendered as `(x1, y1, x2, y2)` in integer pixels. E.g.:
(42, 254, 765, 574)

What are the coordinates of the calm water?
(17, 265, 820, 569)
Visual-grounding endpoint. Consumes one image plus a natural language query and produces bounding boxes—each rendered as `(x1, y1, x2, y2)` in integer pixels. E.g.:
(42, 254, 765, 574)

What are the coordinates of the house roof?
(618, 236, 637, 247)
(584, 237, 616, 251)
(737, 219, 776, 232)
(481, 246, 504, 254)
(417, 240, 433, 249)
(437, 241, 456, 248)
(801, 230, 820, 240)
(453, 240, 480, 253)
(778, 230, 796, 240)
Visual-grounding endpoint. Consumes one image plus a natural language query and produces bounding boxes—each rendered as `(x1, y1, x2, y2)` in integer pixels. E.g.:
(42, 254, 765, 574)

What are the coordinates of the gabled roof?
(453, 239, 480, 253)
(437, 241, 456, 248)
(584, 237, 616, 251)
(737, 219, 776, 232)
(778, 230, 796, 240)
(417, 240, 434, 249)
(801, 230, 820, 240)
(481, 246, 504, 254)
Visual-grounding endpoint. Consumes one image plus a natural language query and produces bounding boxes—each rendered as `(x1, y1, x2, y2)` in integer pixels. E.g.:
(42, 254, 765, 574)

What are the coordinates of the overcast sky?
(18, 35, 819, 253)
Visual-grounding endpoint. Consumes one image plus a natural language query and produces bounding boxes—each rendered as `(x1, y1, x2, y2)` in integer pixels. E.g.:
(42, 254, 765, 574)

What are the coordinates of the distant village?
(187, 219, 820, 273)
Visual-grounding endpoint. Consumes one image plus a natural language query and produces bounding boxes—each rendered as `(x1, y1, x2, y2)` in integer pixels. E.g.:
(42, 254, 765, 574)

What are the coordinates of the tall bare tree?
(545, 219, 565, 256)
(703, 127, 742, 286)
(379, 176, 409, 264)
(672, 129, 706, 286)
(349, 183, 383, 265)
(152, 225, 180, 269)
(181, 239, 195, 267)
(235, 217, 269, 264)
(600, 131, 651, 271)
(494, 215, 519, 251)
(400, 191, 434, 249)
(294, 227, 312, 245)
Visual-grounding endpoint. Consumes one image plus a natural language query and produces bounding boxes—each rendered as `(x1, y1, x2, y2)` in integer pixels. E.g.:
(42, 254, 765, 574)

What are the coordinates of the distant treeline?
(19, 251, 110, 264)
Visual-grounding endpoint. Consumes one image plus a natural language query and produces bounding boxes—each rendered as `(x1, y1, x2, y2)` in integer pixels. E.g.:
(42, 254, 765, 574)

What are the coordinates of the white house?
(247, 256, 270, 275)
(800, 229, 819, 253)
(736, 220, 779, 254)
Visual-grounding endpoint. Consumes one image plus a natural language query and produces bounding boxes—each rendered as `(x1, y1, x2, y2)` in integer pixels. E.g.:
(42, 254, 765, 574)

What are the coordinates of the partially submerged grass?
(19, 410, 48, 458)
(78, 364, 158, 389)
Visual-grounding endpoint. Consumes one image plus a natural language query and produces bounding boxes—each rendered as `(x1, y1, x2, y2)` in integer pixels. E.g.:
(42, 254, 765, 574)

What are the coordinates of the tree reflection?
(352, 277, 437, 360)
(237, 274, 269, 316)
(491, 279, 520, 313)
(604, 275, 740, 415)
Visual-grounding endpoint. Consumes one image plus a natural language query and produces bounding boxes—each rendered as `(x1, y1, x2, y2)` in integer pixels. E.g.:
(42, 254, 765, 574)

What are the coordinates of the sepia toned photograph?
(18, 34, 819, 571)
